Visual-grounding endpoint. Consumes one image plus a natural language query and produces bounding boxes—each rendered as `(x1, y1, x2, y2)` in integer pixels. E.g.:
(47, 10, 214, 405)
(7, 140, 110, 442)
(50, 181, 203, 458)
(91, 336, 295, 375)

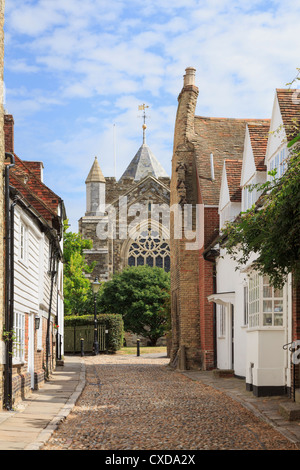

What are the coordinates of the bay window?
(248, 273, 284, 328)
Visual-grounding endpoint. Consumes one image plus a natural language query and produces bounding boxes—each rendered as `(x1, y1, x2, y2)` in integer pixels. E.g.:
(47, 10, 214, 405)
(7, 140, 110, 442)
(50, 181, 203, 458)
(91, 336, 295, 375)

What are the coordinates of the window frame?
(247, 273, 285, 329)
(19, 221, 28, 264)
(269, 146, 287, 179)
(13, 311, 26, 364)
(243, 285, 248, 326)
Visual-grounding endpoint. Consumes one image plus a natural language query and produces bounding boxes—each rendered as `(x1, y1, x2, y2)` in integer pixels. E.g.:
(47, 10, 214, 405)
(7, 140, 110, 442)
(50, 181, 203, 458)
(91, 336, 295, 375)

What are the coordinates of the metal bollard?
(137, 339, 140, 357)
(80, 338, 84, 357)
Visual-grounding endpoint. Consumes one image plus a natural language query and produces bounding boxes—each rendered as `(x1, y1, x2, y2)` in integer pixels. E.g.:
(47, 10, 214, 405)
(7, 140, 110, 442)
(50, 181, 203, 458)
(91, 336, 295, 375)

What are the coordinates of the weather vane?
(138, 104, 150, 144)
(138, 103, 149, 126)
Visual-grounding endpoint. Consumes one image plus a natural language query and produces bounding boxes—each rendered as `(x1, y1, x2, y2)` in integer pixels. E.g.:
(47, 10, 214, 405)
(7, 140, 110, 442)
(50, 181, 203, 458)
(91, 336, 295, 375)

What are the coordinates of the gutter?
(4, 152, 15, 410)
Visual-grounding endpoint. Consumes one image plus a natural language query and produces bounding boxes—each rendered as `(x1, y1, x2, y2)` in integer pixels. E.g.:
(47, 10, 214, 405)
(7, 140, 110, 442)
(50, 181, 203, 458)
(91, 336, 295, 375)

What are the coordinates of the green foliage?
(64, 314, 124, 353)
(63, 220, 96, 315)
(99, 265, 171, 345)
(222, 147, 300, 288)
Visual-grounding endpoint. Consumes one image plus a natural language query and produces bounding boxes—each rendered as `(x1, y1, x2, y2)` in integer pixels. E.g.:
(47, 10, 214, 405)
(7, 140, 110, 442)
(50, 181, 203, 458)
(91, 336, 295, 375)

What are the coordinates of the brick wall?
(170, 70, 222, 371)
(170, 73, 202, 369)
(4, 114, 14, 153)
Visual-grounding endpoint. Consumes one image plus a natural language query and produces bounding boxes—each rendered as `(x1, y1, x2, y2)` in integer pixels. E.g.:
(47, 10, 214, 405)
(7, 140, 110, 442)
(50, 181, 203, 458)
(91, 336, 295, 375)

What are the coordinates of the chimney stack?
(183, 67, 196, 87)
(4, 114, 14, 153)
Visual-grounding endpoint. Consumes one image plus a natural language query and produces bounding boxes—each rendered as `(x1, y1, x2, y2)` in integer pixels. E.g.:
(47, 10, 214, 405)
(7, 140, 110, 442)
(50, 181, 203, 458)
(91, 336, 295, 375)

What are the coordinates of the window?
(13, 312, 25, 363)
(262, 276, 283, 326)
(269, 148, 286, 179)
(248, 274, 284, 328)
(243, 184, 256, 212)
(37, 314, 43, 351)
(219, 304, 226, 336)
(243, 285, 248, 326)
(20, 222, 27, 262)
(127, 227, 170, 272)
(249, 273, 259, 328)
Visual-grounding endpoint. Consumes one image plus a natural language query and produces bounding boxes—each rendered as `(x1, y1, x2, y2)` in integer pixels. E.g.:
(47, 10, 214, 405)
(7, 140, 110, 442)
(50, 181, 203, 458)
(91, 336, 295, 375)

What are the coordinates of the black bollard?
(137, 339, 140, 357)
(80, 338, 84, 357)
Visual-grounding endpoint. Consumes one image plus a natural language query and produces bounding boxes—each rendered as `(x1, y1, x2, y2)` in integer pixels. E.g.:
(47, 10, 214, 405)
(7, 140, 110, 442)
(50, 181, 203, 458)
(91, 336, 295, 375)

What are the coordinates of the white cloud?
(4, 0, 300, 230)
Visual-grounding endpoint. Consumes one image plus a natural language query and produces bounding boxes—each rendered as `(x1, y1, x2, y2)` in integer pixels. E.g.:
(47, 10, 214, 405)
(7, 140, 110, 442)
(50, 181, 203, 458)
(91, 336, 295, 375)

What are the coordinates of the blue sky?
(3, 0, 300, 231)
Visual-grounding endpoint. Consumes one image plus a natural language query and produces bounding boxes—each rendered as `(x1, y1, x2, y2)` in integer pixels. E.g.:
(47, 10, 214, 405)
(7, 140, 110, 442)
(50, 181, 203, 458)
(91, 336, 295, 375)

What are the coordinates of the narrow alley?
(42, 354, 298, 451)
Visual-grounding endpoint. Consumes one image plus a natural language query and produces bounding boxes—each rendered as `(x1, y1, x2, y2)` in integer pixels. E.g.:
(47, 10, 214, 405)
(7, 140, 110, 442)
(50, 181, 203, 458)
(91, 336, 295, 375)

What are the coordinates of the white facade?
(210, 90, 295, 396)
(7, 198, 64, 393)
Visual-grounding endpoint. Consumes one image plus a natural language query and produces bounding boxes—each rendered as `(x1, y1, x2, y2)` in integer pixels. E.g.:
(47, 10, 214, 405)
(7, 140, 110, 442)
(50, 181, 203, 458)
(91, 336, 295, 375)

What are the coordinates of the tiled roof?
(22, 161, 44, 180)
(6, 154, 63, 230)
(224, 159, 243, 203)
(247, 121, 270, 171)
(9, 172, 58, 223)
(10, 154, 61, 215)
(193, 116, 261, 205)
(276, 88, 300, 140)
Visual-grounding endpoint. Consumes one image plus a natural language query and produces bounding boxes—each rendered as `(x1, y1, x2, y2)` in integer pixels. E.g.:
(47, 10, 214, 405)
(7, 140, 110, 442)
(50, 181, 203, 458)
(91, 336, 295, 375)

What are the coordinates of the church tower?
(79, 107, 171, 284)
(85, 156, 106, 216)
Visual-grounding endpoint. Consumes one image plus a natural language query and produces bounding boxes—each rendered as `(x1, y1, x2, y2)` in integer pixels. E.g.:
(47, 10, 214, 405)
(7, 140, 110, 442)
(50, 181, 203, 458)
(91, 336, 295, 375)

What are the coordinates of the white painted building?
(208, 89, 299, 397)
(2, 114, 66, 407)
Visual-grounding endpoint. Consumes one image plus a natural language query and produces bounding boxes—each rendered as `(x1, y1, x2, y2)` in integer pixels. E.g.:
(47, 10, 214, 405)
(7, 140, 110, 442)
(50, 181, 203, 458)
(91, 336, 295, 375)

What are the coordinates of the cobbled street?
(42, 354, 297, 451)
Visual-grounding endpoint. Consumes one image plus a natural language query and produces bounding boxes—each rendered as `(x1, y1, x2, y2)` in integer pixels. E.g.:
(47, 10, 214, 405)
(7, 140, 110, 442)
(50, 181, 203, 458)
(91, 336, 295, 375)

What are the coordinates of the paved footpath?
(41, 354, 299, 451)
(0, 355, 85, 450)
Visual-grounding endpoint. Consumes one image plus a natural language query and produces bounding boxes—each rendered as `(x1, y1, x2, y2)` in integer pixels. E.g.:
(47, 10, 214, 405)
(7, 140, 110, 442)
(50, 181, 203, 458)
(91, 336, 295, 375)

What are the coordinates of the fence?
(64, 325, 106, 354)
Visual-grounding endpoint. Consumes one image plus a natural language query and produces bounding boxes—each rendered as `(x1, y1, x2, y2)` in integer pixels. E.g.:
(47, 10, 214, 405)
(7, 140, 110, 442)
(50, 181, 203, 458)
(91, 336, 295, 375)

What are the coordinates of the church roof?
(119, 126, 169, 181)
(85, 156, 105, 183)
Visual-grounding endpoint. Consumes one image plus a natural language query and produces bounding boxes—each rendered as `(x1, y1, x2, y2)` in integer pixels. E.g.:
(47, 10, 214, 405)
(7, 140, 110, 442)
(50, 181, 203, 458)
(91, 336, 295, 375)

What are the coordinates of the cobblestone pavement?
(42, 354, 298, 451)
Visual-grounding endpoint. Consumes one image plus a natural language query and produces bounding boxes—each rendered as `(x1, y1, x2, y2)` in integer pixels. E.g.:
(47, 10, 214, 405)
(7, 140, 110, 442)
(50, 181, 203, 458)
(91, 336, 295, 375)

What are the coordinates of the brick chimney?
(4, 114, 14, 153)
(174, 67, 199, 149)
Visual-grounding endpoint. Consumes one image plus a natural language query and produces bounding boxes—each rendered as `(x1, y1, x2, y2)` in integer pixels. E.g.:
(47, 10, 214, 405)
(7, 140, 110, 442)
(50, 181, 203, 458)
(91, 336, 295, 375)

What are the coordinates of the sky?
(3, 0, 300, 231)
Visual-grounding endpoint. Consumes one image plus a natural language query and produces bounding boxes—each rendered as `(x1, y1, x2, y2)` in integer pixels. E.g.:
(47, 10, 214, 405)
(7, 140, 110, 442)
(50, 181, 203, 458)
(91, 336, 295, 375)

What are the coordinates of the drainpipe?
(45, 242, 57, 380)
(4, 152, 15, 410)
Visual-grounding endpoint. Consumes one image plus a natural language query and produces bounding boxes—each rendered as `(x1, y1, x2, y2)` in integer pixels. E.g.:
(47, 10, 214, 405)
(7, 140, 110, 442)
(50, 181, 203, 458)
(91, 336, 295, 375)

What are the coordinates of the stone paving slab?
(0, 355, 85, 450)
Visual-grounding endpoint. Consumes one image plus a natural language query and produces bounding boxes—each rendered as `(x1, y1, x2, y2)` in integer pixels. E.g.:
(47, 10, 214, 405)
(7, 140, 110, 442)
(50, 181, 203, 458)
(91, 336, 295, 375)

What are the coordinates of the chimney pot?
(183, 67, 196, 87)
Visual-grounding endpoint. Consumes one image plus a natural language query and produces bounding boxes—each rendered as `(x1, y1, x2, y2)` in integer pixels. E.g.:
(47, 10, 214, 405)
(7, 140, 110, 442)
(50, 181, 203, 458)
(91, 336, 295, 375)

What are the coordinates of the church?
(79, 116, 171, 283)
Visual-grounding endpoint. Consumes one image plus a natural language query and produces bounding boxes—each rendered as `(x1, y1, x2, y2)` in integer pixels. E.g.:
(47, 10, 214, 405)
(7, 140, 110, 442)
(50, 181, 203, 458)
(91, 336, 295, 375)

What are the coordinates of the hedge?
(64, 314, 124, 353)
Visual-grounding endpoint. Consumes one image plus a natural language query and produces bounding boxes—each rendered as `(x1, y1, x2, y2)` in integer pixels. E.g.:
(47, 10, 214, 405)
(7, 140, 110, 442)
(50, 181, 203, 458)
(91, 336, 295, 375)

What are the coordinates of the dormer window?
(269, 147, 286, 179)
(242, 177, 256, 212)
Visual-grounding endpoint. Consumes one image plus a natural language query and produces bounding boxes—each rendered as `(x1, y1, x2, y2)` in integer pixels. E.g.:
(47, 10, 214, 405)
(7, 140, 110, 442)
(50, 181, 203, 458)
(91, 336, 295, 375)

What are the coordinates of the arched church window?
(127, 227, 170, 272)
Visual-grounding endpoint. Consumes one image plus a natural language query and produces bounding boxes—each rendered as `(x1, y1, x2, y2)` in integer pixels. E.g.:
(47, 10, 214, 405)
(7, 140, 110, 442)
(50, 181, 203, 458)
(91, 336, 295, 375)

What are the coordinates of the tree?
(222, 143, 300, 289)
(63, 221, 96, 315)
(99, 265, 170, 345)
